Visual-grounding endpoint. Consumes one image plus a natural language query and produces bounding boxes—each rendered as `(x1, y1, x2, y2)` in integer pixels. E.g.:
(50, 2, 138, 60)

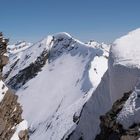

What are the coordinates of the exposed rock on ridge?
(0, 32, 28, 140)
(95, 91, 140, 140)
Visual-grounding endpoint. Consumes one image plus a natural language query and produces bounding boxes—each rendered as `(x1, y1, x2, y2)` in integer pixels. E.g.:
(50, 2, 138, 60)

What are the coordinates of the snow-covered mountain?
(4, 29, 140, 140)
(68, 29, 140, 140)
(4, 33, 109, 140)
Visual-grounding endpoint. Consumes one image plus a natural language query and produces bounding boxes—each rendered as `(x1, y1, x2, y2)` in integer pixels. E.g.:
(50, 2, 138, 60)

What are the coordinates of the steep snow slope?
(4, 33, 109, 140)
(69, 71, 111, 140)
(109, 28, 140, 103)
(69, 28, 140, 140)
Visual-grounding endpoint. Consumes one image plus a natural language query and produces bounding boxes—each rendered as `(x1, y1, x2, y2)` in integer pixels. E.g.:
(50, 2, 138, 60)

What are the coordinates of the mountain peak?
(4, 32, 109, 140)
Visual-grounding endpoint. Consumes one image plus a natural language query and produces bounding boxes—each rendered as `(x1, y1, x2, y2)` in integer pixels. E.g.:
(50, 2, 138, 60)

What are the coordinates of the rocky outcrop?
(95, 92, 140, 140)
(0, 32, 28, 140)
(0, 90, 23, 139)
(0, 33, 8, 78)
(18, 130, 28, 140)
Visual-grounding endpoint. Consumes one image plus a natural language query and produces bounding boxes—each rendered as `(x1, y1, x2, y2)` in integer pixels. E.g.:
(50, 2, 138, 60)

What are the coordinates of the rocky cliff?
(0, 33, 28, 140)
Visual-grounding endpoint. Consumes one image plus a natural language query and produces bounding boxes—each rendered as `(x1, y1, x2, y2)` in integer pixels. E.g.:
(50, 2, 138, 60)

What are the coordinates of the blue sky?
(0, 0, 140, 43)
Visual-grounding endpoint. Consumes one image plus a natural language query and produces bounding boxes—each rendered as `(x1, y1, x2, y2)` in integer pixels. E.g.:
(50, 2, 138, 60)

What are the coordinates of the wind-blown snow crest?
(109, 28, 140, 103)
(112, 28, 140, 67)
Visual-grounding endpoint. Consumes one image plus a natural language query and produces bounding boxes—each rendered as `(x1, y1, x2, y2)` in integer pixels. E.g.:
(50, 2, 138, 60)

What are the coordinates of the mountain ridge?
(4, 32, 109, 140)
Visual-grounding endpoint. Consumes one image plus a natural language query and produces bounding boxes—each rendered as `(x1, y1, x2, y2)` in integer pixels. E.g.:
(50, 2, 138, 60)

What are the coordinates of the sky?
(0, 0, 140, 44)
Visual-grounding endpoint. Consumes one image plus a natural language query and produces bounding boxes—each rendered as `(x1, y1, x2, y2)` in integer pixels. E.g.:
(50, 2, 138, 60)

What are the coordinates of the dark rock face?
(95, 92, 140, 140)
(7, 50, 49, 90)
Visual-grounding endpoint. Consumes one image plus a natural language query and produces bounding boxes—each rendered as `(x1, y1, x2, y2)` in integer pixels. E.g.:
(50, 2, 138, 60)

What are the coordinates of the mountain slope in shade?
(4, 33, 109, 140)
(69, 28, 140, 140)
